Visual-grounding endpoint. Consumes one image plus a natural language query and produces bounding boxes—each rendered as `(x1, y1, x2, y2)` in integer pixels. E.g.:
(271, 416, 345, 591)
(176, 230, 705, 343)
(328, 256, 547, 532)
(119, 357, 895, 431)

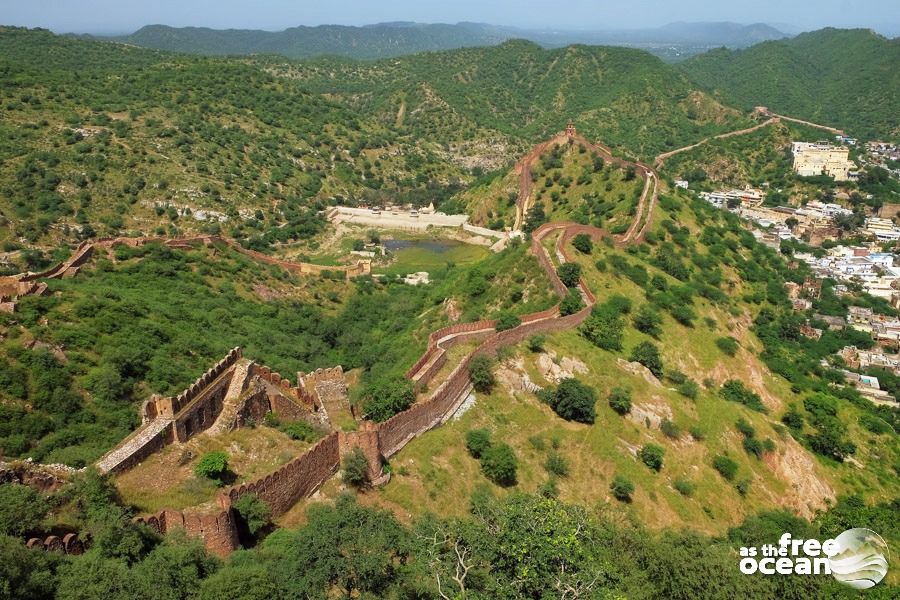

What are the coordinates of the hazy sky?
(3, 0, 897, 35)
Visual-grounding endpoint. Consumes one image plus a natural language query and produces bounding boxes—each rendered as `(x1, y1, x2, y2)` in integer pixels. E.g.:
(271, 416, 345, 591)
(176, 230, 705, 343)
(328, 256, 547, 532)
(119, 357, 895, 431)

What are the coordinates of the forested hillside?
(284, 40, 751, 158)
(680, 28, 900, 140)
(105, 22, 513, 60)
(0, 27, 471, 251)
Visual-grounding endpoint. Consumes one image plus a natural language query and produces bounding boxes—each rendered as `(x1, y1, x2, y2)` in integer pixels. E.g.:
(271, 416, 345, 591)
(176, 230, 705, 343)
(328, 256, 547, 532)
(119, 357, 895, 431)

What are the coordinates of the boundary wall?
(26, 533, 86, 556)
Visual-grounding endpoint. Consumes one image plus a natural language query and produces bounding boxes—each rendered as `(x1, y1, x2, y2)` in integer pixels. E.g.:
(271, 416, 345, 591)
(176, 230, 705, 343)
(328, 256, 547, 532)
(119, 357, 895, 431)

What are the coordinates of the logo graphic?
(828, 528, 890, 589)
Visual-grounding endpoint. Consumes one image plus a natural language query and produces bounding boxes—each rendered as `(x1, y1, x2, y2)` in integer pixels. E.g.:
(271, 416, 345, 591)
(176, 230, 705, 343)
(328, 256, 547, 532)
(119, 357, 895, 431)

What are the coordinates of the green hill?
(288, 40, 751, 159)
(679, 28, 900, 140)
(105, 22, 514, 60)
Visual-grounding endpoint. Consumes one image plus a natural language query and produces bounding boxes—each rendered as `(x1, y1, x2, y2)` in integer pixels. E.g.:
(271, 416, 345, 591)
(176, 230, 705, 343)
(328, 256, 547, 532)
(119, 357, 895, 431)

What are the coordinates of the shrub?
(528, 435, 546, 451)
(528, 334, 546, 352)
(608, 386, 632, 415)
(713, 455, 738, 481)
(581, 304, 625, 351)
(279, 420, 322, 443)
(494, 311, 521, 332)
(676, 380, 699, 400)
(480, 443, 518, 486)
(361, 375, 416, 423)
(633, 305, 663, 337)
(736, 478, 752, 496)
(720, 380, 768, 413)
(743, 437, 764, 459)
(465, 428, 492, 458)
(0, 483, 49, 536)
(670, 305, 696, 327)
(543, 452, 570, 477)
(232, 494, 271, 536)
(716, 336, 740, 356)
(572, 234, 593, 254)
(689, 425, 706, 440)
(194, 451, 230, 486)
(544, 378, 597, 424)
(342, 447, 370, 489)
(468, 353, 496, 393)
(559, 291, 585, 316)
(629, 341, 663, 378)
(735, 418, 755, 438)
(557, 262, 583, 288)
(638, 444, 665, 472)
(660, 419, 681, 440)
(674, 479, 696, 497)
(763, 438, 777, 453)
(610, 474, 634, 502)
(781, 404, 804, 430)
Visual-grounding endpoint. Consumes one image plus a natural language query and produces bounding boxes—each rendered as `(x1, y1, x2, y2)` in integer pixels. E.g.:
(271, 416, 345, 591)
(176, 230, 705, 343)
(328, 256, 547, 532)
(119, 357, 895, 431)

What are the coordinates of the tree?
(629, 341, 663, 378)
(633, 305, 663, 337)
(557, 262, 582, 288)
(610, 475, 634, 502)
(273, 494, 411, 598)
(480, 443, 518, 486)
(194, 451, 231, 487)
(638, 444, 665, 472)
(361, 375, 416, 422)
(581, 305, 625, 351)
(544, 378, 597, 424)
(608, 386, 632, 415)
(572, 234, 593, 254)
(233, 494, 272, 536)
(465, 428, 492, 458)
(468, 354, 496, 393)
(494, 311, 521, 332)
(0, 484, 49, 537)
(342, 448, 370, 489)
(559, 290, 585, 316)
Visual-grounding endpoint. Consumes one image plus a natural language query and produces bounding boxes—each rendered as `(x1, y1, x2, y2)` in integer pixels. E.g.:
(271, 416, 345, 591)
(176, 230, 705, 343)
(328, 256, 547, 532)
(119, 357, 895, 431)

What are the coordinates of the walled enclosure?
(71, 128, 652, 557)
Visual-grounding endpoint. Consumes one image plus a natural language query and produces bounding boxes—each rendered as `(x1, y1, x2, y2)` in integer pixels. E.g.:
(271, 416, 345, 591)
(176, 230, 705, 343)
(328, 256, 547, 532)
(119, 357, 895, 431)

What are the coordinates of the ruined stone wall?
(224, 431, 341, 517)
(99, 421, 175, 475)
(172, 374, 232, 442)
(135, 508, 239, 558)
(25, 533, 86, 555)
(235, 387, 271, 428)
(158, 348, 242, 418)
(269, 392, 310, 421)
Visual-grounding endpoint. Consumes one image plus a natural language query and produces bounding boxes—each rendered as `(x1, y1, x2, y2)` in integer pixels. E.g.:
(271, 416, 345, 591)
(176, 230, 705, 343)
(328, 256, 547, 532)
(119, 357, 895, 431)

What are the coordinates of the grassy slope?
(350, 186, 899, 537)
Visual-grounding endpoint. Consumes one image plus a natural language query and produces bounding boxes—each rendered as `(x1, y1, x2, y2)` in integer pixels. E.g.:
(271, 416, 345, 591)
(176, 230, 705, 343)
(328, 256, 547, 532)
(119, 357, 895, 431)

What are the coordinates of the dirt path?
(653, 107, 846, 169)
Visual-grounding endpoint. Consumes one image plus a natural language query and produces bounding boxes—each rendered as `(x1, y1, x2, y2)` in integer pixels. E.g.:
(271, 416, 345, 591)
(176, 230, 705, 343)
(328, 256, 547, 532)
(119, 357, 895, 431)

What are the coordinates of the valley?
(0, 22, 898, 600)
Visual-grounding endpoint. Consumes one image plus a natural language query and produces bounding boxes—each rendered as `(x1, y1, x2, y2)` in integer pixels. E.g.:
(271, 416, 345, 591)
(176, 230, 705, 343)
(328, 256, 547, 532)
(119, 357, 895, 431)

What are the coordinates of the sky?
(2, 0, 898, 35)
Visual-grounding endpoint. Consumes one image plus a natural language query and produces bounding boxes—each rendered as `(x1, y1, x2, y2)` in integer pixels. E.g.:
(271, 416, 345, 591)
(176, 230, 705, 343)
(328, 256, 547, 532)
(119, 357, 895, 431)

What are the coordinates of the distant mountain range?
(93, 21, 790, 61)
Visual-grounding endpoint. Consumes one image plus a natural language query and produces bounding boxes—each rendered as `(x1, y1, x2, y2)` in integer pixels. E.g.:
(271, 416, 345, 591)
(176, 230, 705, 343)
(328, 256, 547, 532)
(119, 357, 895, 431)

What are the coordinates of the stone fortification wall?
(96, 349, 241, 475)
(147, 348, 242, 420)
(405, 320, 497, 379)
(26, 533, 86, 555)
(134, 508, 239, 558)
(223, 432, 341, 517)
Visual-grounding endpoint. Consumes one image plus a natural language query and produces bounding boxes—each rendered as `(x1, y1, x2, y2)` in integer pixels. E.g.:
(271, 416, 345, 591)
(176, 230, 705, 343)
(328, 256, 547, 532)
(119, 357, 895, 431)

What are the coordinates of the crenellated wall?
(134, 507, 239, 558)
(96, 348, 242, 475)
(222, 432, 341, 517)
(26, 533, 86, 555)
